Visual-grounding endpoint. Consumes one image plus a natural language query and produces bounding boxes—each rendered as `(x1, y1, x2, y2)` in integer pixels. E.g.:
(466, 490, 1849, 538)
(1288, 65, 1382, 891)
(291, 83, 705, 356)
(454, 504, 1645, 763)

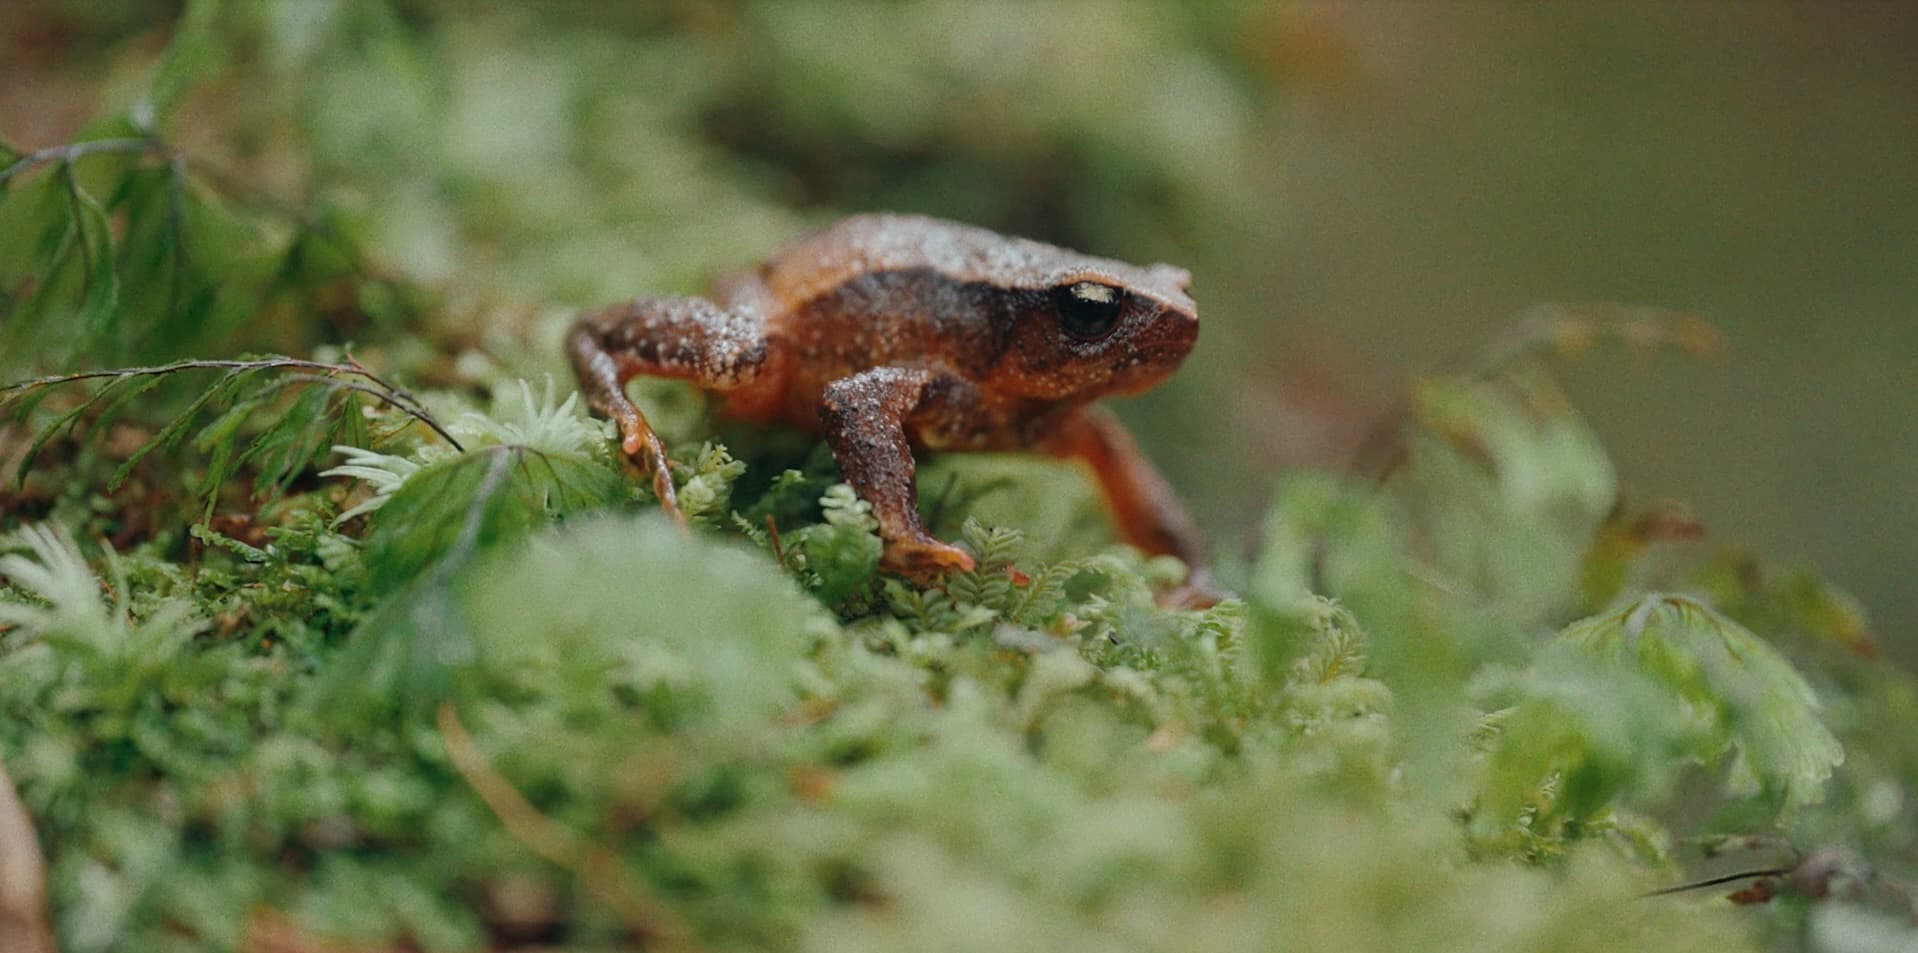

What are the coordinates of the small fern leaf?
(61, 166, 121, 360)
(87, 373, 168, 462)
(16, 375, 136, 486)
(192, 388, 270, 510)
(107, 365, 262, 490)
(1560, 593, 1844, 812)
(230, 383, 330, 501)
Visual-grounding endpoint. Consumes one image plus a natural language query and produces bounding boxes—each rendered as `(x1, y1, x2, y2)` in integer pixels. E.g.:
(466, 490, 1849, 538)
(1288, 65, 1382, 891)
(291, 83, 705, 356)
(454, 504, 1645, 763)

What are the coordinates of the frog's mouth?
(1105, 308, 1197, 391)
(1134, 313, 1199, 362)
(1109, 366, 1175, 395)
(1108, 343, 1195, 394)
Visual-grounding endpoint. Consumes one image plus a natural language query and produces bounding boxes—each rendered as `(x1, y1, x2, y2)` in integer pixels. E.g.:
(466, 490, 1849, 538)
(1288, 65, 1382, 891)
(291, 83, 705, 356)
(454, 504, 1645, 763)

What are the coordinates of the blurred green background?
(1257, 3, 1918, 668)
(4, 0, 1913, 658)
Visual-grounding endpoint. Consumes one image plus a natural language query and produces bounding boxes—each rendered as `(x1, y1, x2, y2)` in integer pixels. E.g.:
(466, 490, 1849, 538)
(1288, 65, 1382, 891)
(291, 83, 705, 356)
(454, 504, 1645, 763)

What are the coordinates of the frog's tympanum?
(569, 213, 1214, 601)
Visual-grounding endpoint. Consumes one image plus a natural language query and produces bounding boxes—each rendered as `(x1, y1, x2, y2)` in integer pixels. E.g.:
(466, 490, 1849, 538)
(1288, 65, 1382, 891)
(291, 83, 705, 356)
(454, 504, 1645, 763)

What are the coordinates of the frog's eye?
(1054, 281, 1124, 340)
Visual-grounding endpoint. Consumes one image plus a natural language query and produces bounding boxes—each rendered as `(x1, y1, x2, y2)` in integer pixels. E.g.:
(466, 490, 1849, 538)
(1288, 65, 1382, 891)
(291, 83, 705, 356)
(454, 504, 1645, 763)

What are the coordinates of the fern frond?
(1, 357, 459, 521)
(242, 386, 361, 497)
(1559, 593, 1844, 812)
(943, 569, 1013, 611)
(15, 372, 152, 480)
(1290, 603, 1368, 686)
(730, 512, 770, 549)
(2, 134, 419, 374)
(0, 524, 111, 638)
(959, 518, 1023, 570)
(784, 484, 881, 607)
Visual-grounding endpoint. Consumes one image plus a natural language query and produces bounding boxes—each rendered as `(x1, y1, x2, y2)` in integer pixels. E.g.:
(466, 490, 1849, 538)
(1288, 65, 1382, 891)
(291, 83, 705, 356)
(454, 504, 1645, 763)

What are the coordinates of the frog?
(568, 212, 1216, 602)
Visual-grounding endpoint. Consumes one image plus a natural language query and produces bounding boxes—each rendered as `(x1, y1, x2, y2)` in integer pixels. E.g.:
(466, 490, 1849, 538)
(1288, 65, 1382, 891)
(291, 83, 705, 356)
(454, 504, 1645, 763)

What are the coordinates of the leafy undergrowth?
(3, 330, 1914, 952)
(4, 5, 1917, 952)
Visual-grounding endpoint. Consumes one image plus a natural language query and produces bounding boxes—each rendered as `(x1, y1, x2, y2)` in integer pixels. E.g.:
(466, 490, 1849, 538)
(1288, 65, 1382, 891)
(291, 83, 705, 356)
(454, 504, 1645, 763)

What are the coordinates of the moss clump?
(3, 4, 1915, 951)
(2, 346, 1909, 951)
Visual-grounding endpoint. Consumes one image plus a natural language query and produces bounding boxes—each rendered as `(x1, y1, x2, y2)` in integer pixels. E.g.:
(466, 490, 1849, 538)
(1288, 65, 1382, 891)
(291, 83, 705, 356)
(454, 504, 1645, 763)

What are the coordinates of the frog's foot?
(880, 537, 976, 581)
(1156, 567, 1231, 610)
(618, 418, 687, 532)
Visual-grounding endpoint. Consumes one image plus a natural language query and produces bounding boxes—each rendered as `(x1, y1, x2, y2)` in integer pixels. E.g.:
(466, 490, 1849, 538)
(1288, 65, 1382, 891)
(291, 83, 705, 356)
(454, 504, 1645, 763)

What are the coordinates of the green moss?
(2, 3, 1915, 951)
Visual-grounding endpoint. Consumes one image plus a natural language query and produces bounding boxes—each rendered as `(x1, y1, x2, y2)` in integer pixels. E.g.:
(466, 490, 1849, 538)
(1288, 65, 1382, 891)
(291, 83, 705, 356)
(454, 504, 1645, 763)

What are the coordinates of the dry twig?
(0, 757, 55, 953)
(435, 703, 695, 951)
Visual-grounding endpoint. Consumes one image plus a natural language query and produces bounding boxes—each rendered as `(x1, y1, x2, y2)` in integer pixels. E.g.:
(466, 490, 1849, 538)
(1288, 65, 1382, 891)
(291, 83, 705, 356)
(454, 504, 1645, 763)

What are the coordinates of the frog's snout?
(1150, 263, 1194, 294)
(1146, 305, 1199, 356)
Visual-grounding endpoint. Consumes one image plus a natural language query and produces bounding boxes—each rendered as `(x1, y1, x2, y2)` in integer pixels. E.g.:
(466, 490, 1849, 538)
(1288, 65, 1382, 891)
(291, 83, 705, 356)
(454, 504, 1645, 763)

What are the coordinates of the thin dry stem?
(435, 703, 695, 951)
(0, 757, 55, 953)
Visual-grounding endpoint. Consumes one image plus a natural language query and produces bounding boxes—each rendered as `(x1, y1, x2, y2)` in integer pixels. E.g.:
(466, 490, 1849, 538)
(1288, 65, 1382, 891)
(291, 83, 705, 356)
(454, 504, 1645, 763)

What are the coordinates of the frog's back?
(751, 213, 1115, 310)
(710, 212, 1195, 428)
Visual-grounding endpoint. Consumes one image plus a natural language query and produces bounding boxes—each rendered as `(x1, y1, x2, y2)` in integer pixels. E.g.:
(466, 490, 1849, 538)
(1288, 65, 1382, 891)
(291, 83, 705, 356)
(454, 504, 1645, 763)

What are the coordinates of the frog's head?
(996, 263, 1198, 401)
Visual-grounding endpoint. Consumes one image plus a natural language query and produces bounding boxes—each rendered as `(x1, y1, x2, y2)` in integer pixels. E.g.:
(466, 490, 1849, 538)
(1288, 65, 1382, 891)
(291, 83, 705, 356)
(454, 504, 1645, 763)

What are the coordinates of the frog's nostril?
(1168, 310, 1199, 345)
(1136, 311, 1198, 360)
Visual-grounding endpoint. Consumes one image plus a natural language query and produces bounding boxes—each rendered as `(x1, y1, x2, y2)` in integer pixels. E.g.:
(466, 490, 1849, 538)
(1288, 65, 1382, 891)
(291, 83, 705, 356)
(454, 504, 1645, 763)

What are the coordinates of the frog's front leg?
(568, 297, 770, 526)
(818, 367, 978, 579)
(1040, 405, 1223, 607)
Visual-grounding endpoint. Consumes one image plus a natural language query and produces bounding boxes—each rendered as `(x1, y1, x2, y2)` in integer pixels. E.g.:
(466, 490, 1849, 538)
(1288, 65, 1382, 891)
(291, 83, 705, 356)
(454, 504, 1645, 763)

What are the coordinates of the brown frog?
(568, 213, 1214, 600)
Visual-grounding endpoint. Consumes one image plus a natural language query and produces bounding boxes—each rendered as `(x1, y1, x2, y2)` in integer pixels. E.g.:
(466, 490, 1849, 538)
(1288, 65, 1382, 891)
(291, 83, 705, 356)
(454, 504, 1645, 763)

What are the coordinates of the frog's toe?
(880, 539, 976, 580)
(1156, 582, 1221, 610)
(651, 472, 687, 532)
(1155, 568, 1231, 609)
(616, 427, 686, 532)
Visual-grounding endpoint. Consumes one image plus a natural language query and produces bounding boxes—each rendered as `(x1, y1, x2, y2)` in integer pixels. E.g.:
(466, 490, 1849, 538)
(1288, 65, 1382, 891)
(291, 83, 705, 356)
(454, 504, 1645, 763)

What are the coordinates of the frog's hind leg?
(567, 297, 771, 527)
(1038, 406, 1223, 607)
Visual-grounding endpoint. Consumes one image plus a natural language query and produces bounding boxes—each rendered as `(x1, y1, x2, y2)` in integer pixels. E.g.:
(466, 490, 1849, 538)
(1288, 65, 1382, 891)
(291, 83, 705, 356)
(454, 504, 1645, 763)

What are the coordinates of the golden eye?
(1054, 281, 1123, 340)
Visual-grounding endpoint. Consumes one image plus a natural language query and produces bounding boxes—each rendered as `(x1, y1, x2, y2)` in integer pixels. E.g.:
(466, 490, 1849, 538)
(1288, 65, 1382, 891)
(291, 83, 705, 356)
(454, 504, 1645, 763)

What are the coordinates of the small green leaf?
(146, 0, 230, 125)
(108, 366, 263, 490)
(192, 388, 269, 512)
(458, 513, 829, 729)
(786, 483, 881, 607)
(189, 523, 268, 563)
(358, 446, 625, 595)
(238, 384, 333, 498)
(1247, 472, 1410, 637)
(88, 373, 168, 440)
(672, 441, 747, 528)
(1560, 593, 1844, 811)
(61, 166, 121, 361)
(0, 172, 84, 373)
(1399, 367, 1616, 624)
(1469, 649, 1706, 847)
(16, 375, 135, 486)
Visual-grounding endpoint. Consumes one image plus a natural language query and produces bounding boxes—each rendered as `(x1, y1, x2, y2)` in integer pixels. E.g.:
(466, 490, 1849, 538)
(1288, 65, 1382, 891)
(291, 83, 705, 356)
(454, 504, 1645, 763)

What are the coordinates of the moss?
(2, 3, 1915, 951)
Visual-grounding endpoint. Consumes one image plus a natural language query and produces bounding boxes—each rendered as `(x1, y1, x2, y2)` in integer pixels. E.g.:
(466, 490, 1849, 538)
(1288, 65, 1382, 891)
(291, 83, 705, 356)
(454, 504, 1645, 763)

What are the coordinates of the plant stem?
(1, 357, 465, 451)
